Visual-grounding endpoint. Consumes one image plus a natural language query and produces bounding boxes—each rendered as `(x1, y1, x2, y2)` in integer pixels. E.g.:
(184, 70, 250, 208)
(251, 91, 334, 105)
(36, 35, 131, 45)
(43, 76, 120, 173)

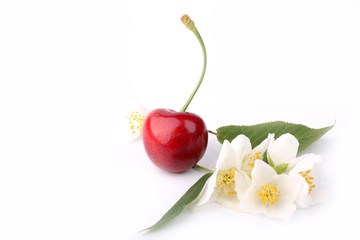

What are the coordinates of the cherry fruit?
(142, 15, 209, 172)
(142, 109, 208, 172)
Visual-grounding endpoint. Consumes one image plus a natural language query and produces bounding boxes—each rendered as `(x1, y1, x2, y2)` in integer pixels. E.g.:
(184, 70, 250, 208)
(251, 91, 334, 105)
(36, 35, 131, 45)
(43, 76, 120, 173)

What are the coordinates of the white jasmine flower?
(233, 133, 274, 177)
(196, 134, 274, 210)
(240, 160, 302, 219)
(196, 138, 251, 210)
(267, 133, 323, 208)
(267, 133, 299, 166)
(121, 100, 150, 141)
(287, 154, 322, 208)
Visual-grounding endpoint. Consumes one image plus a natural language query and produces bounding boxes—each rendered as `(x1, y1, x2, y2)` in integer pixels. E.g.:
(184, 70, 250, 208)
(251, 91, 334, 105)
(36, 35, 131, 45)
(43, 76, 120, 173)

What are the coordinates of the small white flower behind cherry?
(121, 100, 150, 142)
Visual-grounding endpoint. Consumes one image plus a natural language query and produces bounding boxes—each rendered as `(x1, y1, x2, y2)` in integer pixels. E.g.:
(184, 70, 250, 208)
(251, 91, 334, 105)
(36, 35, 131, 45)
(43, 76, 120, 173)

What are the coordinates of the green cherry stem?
(207, 130, 218, 136)
(193, 164, 213, 173)
(180, 15, 207, 112)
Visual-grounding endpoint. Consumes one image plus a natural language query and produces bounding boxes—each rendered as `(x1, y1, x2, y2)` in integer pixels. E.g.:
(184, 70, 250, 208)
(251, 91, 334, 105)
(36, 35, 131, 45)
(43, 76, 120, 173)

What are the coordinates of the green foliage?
(216, 121, 334, 152)
(142, 172, 213, 232)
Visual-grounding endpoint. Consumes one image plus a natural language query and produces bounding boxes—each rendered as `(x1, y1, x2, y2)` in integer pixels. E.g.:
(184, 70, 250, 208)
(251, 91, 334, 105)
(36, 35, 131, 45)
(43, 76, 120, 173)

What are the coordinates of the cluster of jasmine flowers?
(195, 133, 322, 219)
(124, 104, 324, 219)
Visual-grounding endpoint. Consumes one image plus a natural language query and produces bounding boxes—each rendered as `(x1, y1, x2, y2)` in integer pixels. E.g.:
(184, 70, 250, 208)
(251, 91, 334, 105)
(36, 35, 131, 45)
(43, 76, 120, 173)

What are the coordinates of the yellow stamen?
(126, 111, 146, 134)
(257, 183, 280, 206)
(299, 170, 316, 194)
(217, 168, 237, 197)
(248, 151, 264, 168)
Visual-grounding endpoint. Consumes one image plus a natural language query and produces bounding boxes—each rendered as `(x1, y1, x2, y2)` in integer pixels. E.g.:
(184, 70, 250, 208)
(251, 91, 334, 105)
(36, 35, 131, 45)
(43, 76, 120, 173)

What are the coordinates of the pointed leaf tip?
(141, 172, 212, 232)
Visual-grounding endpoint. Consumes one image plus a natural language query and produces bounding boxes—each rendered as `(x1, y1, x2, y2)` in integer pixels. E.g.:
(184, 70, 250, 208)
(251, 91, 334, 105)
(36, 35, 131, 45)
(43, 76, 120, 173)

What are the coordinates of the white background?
(1, 0, 359, 239)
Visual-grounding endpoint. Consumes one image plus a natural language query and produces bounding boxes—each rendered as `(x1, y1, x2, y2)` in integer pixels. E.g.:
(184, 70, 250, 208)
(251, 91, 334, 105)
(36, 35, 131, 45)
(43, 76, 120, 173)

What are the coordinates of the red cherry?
(142, 108, 208, 173)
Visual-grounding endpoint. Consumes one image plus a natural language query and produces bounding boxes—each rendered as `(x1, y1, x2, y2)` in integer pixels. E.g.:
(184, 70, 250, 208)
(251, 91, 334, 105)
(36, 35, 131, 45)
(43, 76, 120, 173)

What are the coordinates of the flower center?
(299, 170, 315, 194)
(127, 111, 146, 134)
(217, 168, 237, 197)
(257, 183, 280, 206)
(248, 151, 263, 168)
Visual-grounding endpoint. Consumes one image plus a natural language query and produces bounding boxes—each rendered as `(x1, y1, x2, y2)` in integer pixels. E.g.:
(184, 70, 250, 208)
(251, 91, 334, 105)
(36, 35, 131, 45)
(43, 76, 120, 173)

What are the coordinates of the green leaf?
(216, 121, 334, 152)
(142, 172, 212, 232)
(274, 163, 289, 174)
(268, 154, 275, 168)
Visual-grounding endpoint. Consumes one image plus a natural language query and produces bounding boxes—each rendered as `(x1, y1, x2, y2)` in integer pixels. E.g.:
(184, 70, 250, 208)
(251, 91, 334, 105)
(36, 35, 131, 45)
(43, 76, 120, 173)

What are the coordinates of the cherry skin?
(142, 108, 208, 173)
